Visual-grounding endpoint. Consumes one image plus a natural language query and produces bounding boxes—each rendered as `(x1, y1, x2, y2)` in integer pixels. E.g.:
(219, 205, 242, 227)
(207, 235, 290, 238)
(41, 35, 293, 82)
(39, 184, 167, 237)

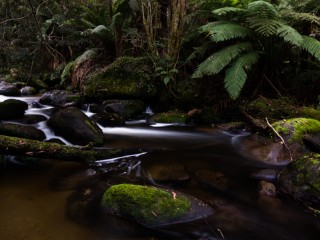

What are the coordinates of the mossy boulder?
(279, 153, 320, 210)
(0, 81, 21, 96)
(101, 184, 213, 227)
(47, 107, 103, 146)
(91, 112, 125, 127)
(149, 110, 188, 124)
(0, 99, 28, 120)
(0, 122, 45, 141)
(83, 56, 156, 100)
(272, 118, 320, 144)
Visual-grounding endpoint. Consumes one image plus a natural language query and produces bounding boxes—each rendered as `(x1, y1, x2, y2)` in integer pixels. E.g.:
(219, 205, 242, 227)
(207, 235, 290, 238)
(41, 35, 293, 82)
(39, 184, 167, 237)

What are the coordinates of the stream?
(0, 95, 320, 240)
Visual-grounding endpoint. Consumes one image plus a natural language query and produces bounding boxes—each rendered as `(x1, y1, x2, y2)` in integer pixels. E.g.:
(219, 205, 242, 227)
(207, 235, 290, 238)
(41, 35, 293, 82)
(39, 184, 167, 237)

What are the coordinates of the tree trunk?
(0, 135, 143, 165)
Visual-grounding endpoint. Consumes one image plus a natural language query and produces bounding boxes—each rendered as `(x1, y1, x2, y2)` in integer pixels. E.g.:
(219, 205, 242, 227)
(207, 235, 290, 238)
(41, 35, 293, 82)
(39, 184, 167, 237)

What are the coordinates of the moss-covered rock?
(83, 56, 156, 100)
(0, 123, 45, 141)
(272, 118, 320, 143)
(0, 81, 20, 96)
(47, 107, 103, 146)
(101, 184, 213, 227)
(101, 184, 191, 227)
(149, 110, 188, 124)
(0, 99, 28, 120)
(279, 153, 320, 211)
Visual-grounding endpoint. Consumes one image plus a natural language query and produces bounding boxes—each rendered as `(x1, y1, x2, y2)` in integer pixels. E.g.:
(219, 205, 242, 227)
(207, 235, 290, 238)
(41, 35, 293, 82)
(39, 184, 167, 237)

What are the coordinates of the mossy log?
(0, 135, 140, 165)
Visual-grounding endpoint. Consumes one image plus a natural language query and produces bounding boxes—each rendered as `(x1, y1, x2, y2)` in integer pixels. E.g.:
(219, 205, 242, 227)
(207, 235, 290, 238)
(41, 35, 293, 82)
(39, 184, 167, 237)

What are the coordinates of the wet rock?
(0, 99, 28, 120)
(0, 122, 45, 141)
(47, 107, 103, 146)
(251, 169, 279, 182)
(20, 86, 37, 95)
(259, 181, 277, 197)
(104, 100, 145, 120)
(279, 153, 320, 207)
(143, 163, 190, 183)
(195, 170, 229, 191)
(39, 90, 82, 108)
(91, 112, 125, 127)
(0, 81, 21, 96)
(101, 184, 214, 227)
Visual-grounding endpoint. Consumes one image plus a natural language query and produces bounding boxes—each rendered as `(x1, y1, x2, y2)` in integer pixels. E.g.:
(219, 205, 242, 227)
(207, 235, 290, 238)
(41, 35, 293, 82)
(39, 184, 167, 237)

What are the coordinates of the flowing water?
(0, 95, 320, 240)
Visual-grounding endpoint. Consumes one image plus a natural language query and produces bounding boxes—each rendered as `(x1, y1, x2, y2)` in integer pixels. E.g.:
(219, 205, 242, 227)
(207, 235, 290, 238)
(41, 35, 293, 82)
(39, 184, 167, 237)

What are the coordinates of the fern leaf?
(224, 51, 260, 100)
(192, 42, 253, 78)
(281, 10, 320, 26)
(212, 7, 246, 17)
(199, 21, 230, 33)
(277, 24, 303, 46)
(207, 22, 252, 42)
(129, 0, 140, 12)
(247, 1, 279, 19)
(301, 36, 320, 61)
(247, 18, 281, 36)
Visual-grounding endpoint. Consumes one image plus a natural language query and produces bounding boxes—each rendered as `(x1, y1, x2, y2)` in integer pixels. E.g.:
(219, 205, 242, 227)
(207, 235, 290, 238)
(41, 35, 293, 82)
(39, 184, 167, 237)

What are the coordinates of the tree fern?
(224, 51, 259, 99)
(247, 18, 281, 36)
(212, 7, 246, 17)
(301, 36, 320, 61)
(277, 24, 303, 46)
(193, 42, 252, 78)
(207, 22, 252, 42)
(281, 10, 320, 26)
(247, 1, 279, 19)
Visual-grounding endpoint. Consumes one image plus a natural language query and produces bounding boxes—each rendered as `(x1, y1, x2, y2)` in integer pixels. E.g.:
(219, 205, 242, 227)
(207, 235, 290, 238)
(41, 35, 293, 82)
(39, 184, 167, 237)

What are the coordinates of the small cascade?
(144, 106, 154, 115)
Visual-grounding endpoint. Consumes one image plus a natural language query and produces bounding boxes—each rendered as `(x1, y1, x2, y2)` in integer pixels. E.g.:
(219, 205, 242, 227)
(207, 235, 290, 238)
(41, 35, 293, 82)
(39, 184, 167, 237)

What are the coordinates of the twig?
(266, 117, 293, 161)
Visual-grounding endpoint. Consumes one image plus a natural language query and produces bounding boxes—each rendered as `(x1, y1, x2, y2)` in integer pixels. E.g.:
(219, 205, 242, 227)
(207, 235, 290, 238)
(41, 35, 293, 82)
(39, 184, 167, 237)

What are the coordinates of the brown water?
(1, 126, 320, 240)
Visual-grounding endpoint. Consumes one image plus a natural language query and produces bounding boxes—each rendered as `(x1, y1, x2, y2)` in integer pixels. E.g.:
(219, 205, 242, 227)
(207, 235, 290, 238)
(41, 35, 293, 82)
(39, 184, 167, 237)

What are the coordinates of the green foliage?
(192, 0, 320, 100)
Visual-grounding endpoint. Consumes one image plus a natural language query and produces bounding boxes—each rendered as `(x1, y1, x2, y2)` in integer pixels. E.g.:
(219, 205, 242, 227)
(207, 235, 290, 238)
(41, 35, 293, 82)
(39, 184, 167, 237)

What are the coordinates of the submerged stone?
(101, 184, 213, 227)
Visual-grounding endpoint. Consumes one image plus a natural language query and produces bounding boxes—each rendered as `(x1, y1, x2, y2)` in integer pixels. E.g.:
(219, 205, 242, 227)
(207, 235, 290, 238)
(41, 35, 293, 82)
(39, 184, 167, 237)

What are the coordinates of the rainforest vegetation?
(0, 0, 319, 112)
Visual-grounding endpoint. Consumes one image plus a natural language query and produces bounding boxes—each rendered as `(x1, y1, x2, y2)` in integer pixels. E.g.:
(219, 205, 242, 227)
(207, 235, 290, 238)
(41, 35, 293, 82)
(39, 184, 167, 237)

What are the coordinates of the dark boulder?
(91, 112, 125, 127)
(0, 81, 20, 96)
(104, 100, 145, 120)
(39, 90, 82, 108)
(0, 99, 28, 120)
(47, 107, 103, 146)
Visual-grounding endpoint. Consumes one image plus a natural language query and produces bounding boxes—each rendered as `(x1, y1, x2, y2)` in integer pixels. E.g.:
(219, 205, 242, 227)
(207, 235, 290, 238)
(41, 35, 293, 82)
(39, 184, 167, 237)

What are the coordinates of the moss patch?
(101, 184, 191, 226)
(272, 118, 320, 143)
(150, 110, 188, 124)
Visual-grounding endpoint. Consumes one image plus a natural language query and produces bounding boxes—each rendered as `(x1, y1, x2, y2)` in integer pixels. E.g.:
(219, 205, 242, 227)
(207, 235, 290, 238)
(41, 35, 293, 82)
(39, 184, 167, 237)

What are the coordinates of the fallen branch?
(0, 135, 143, 165)
(265, 118, 293, 161)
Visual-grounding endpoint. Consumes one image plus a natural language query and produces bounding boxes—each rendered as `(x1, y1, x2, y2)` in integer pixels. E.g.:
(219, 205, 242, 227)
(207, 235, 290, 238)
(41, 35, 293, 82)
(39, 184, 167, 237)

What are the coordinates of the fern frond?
(129, 0, 139, 12)
(224, 51, 260, 99)
(199, 21, 230, 33)
(192, 42, 253, 78)
(247, 1, 279, 19)
(212, 7, 246, 17)
(207, 22, 252, 42)
(247, 18, 281, 36)
(301, 36, 320, 61)
(281, 10, 320, 26)
(277, 24, 303, 46)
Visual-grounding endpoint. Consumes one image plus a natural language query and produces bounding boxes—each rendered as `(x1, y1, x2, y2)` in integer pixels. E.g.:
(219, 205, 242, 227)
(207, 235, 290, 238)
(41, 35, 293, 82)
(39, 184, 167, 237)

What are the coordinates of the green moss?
(61, 61, 75, 84)
(298, 107, 320, 122)
(152, 111, 188, 124)
(101, 184, 191, 226)
(83, 56, 155, 99)
(272, 118, 320, 143)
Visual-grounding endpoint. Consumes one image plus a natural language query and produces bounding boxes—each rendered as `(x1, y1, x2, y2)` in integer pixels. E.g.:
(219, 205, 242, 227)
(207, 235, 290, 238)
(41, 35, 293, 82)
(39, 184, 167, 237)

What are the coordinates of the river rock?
(20, 86, 37, 95)
(91, 112, 125, 127)
(0, 81, 21, 96)
(148, 110, 188, 124)
(0, 99, 28, 120)
(47, 107, 103, 146)
(278, 153, 320, 207)
(101, 184, 214, 228)
(250, 169, 279, 182)
(104, 100, 145, 120)
(0, 122, 46, 141)
(39, 90, 82, 108)
(195, 170, 229, 191)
